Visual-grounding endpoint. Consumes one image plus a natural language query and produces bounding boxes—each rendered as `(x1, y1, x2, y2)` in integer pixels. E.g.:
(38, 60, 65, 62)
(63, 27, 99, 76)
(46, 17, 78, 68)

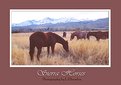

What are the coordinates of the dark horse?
(87, 31, 109, 41)
(70, 31, 88, 40)
(29, 32, 69, 61)
(63, 31, 66, 38)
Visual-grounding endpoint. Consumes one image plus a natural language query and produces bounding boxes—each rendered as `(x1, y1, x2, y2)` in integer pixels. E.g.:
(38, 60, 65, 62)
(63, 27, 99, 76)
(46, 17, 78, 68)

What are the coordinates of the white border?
(10, 9, 111, 67)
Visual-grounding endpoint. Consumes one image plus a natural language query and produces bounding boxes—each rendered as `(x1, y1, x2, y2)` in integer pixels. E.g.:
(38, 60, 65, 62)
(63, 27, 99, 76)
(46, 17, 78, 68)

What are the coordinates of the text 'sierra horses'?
(29, 32, 69, 61)
(70, 31, 87, 40)
(87, 31, 109, 41)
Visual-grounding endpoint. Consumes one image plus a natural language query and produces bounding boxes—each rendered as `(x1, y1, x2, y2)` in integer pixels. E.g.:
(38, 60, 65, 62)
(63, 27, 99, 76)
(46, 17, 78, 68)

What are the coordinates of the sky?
(10, 9, 110, 24)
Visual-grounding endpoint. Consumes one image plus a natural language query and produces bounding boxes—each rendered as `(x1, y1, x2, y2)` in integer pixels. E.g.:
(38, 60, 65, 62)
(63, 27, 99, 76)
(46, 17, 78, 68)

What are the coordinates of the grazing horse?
(70, 31, 88, 40)
(63, 31, 66, 38)
(87, 31, 109, 41)
(29, 32, 69, 61)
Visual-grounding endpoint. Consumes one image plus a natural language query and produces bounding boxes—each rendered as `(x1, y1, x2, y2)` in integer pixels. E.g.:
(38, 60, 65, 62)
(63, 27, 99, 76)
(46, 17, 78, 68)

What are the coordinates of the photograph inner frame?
(10, 9, 111, 67)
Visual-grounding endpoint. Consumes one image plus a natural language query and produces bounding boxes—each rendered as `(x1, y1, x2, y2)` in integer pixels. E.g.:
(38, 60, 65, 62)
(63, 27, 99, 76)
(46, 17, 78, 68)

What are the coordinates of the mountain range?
(12, 17, 109, 32)
(12, 17, 82, 27)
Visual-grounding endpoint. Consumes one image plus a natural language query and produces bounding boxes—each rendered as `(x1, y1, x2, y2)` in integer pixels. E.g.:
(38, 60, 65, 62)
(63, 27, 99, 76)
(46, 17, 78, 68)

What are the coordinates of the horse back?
(29, 32, 49, 46)
(87, 31, 109, 39)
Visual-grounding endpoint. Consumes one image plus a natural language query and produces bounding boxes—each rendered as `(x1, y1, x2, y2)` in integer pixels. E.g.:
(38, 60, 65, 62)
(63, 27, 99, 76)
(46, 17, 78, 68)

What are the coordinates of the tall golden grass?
(12, 32, 109, 65)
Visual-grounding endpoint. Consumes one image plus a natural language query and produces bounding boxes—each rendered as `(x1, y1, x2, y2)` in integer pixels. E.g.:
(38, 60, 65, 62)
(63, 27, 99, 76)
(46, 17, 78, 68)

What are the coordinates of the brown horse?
(70, 31, 88, 40)
(63, 31, 66, 38)
(29, 32, 69, 61)
(87, 31, 109, 41)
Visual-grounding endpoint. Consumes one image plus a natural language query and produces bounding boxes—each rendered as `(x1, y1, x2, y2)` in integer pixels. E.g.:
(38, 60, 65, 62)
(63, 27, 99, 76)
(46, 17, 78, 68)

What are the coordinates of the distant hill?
(12, 18, 109, 32)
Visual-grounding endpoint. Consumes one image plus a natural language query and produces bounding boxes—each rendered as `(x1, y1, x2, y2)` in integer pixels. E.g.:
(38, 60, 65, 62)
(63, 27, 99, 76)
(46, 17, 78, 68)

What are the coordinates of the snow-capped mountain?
(12, 18, 109, 33)
(12, 17, 81, 27)
(12, 20, 39, 27)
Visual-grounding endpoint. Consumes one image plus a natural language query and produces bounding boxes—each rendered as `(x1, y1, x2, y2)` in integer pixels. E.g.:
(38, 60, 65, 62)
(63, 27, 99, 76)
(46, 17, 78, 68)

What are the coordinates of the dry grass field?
(11, 31, 109, 65)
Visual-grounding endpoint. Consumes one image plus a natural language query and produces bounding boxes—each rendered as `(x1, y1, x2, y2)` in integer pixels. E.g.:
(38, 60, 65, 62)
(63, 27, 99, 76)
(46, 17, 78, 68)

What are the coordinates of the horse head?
(70, 33, 75, 40)
(63, 40, 69, 52)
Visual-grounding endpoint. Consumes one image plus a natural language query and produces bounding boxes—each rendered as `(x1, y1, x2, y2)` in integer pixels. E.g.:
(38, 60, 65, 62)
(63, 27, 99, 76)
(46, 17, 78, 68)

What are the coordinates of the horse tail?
(29, 37, 35, 61)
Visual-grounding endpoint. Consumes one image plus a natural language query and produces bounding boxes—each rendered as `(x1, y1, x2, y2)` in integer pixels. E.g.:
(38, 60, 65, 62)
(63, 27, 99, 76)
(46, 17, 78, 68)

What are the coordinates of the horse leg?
(51, 45, 55, 54)
(96, 37, 100, 41)
(37, 47, 42, 61)
(87, 35, 90, 40)
(47, 46, 50, 55)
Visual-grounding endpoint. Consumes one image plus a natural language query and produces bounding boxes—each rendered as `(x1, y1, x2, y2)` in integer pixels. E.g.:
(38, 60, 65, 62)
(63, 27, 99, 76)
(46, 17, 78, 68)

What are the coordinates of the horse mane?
(47, 32, 67, 45)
